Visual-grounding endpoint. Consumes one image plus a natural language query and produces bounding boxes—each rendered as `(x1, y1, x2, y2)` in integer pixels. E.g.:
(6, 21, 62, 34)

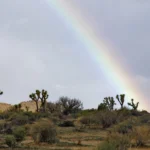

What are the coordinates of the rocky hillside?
(0, 103, 11, 112)
(0, 101, 41, 112)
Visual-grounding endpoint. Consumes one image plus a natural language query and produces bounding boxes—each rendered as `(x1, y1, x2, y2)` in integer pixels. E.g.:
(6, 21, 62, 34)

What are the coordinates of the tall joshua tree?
(29, 89, 49, 112)
(40, 89, 49, 112)
(29, 90, 40, 112)
(116, 94, 125, 109)
(128, 99, 139, 110)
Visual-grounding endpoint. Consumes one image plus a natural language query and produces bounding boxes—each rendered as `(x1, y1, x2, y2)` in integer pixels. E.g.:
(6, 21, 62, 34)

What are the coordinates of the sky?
(0, 0, 150, 109)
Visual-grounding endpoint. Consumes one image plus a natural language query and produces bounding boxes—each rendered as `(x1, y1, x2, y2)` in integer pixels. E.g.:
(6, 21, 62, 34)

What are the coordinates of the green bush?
(13, 126, 26, 142)
(5, 135, 16, 148)
(31, 119, 58, 144)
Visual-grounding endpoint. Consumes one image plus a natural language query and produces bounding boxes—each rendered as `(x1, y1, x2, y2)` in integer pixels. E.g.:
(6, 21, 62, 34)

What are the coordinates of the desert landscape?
(0, 90, 150, 150)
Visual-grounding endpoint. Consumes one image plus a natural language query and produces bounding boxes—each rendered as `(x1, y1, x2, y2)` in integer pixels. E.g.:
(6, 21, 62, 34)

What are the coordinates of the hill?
(0, 101, 41, 112)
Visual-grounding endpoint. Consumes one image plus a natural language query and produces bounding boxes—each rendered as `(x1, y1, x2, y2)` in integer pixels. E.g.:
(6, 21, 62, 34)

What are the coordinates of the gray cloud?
(0, 0, 150, 109)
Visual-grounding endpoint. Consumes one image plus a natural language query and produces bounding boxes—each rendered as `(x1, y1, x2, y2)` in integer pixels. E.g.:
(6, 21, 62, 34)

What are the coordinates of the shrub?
(114, 121, 133, 134)
(9, 113, 29, 125)
(0, 111, 12, 119)
(98, 111, 118, 128)
(13, 126, 26, 142)
(24, 124, 31, 135)
(96, 132, 131, 150)
(131, 110, 141, 116)
(5, 135, 16, 148)
(59, 120, 74, 127)
(0, 120, 6, 132)
(31, 119, 58, 143)
(117, 107, 131, 119)
(96, 141, 116, 150)
(132, 126, 150, 146)
(140, 114, 150, 124)
(80, 115, 99, 126)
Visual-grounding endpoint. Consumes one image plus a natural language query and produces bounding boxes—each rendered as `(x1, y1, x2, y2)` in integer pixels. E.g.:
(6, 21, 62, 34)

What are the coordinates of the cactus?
(128, 99, 139, 110)
(103, 97, 116, 111)
(116, 94, 125, 109)
(29, 89, 49, 112)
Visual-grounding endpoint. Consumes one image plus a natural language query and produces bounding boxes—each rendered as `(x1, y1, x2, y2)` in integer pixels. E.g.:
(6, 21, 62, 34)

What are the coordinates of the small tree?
(103, 97, 116, 111)
(98, 103, 108, 111)
(128, 99, 139, 110)
(58, 96, 83, 115)
(116, 94, 125, 109)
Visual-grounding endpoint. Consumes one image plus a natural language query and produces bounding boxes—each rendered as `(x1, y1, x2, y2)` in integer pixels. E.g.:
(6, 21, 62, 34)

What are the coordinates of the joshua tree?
(128, 99, 139, 110)
(103, 97, 116, 111)
(18, 103, 22, 111)
(29, 91, 40, 112)
(40, 90, 49, 112)
(29, 89, 49, 112)
(116, 94, 125, 109)
(0, 90, 3, 95)
(14, 104, 18, 111)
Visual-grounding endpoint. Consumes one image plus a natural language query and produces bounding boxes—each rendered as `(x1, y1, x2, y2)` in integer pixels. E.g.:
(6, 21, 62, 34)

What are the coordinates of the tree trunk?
(35, 101, 39, 112)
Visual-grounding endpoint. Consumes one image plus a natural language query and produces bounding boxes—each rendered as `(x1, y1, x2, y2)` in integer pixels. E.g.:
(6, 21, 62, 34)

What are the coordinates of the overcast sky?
(0, 0, 150, 109)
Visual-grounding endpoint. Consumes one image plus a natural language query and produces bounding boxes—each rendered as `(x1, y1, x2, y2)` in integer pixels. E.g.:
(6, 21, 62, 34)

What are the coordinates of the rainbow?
(45, 0, 148, 111)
